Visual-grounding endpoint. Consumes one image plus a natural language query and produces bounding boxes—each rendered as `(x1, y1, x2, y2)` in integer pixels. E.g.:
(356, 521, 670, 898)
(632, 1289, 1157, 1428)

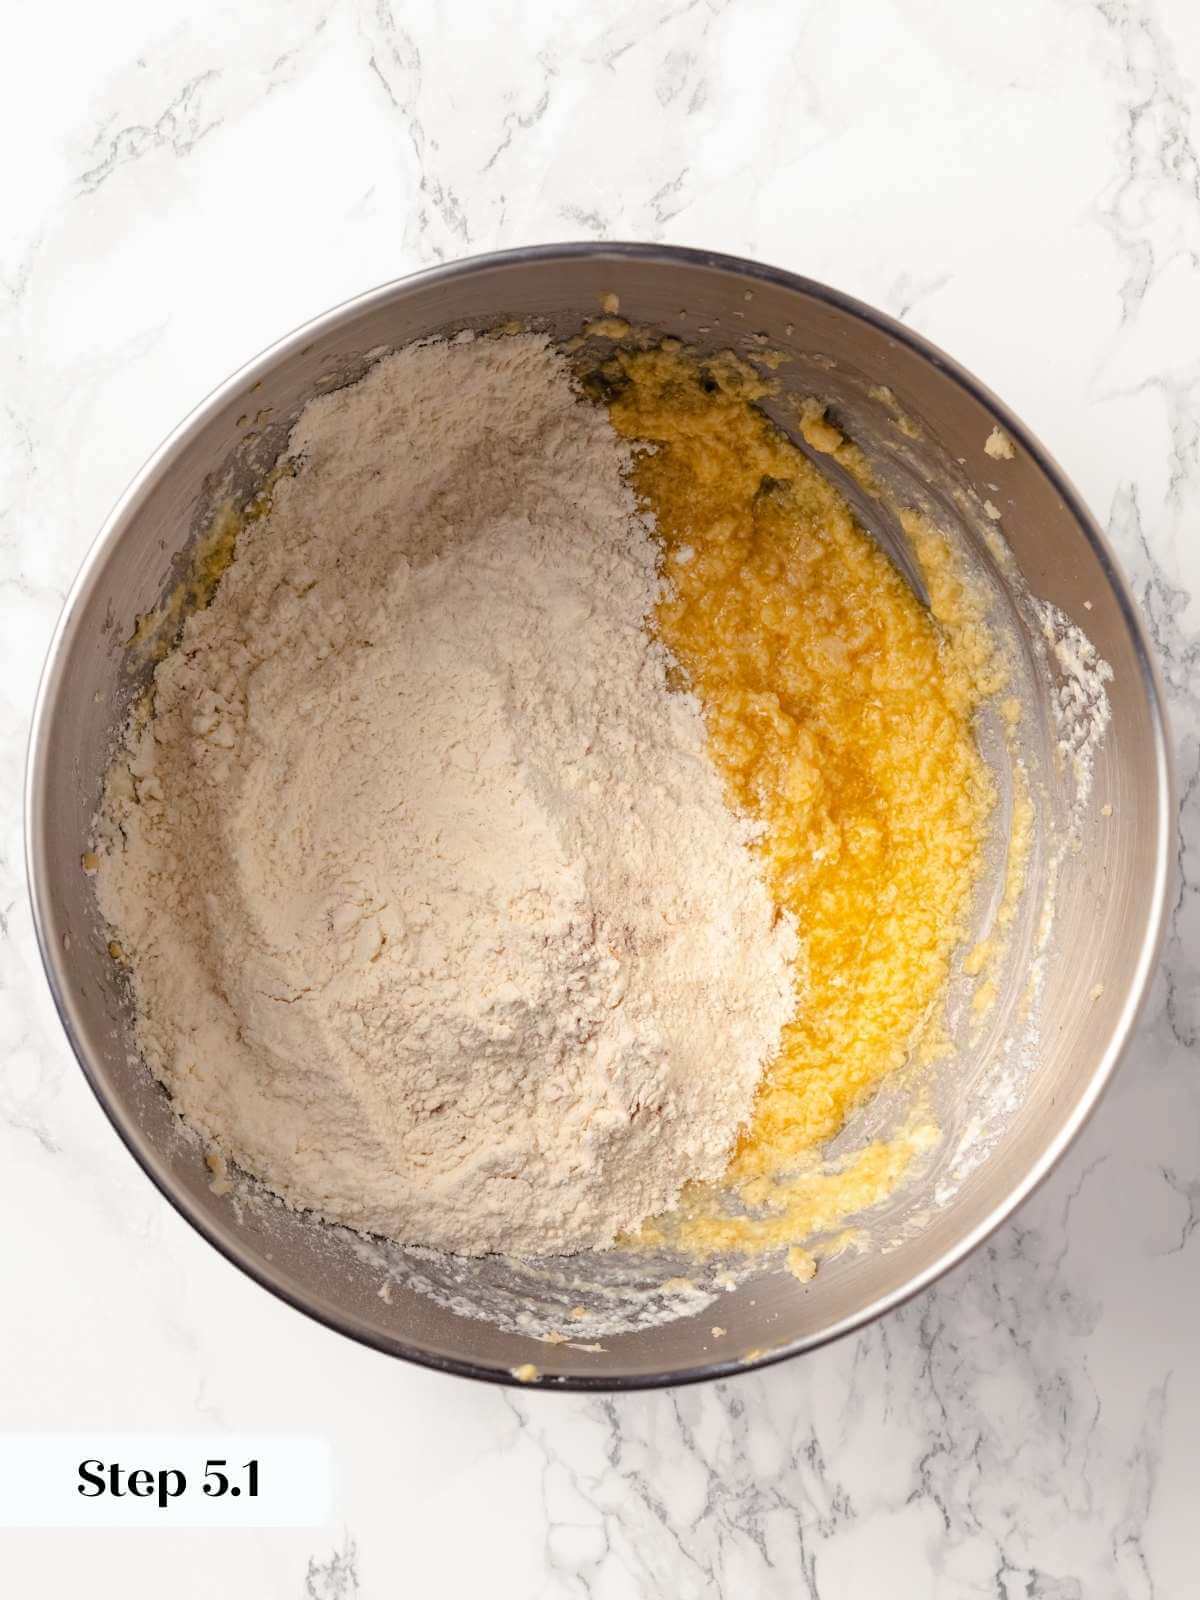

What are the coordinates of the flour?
(1034, 598, 1113, 806)
(96, 333, 797, 1257)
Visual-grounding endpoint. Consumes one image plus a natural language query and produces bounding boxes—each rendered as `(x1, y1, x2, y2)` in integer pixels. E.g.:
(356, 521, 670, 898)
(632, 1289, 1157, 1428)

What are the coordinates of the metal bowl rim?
(24, 240, 1176, 1391)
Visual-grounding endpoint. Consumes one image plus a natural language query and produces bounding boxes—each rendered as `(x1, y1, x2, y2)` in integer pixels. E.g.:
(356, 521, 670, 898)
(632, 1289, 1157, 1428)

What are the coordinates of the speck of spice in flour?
(94, 334, 798, 1258)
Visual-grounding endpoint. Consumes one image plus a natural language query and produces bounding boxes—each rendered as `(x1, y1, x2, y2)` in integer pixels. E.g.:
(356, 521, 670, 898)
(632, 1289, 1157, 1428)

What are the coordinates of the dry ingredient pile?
(95, 325, 995, 1266)
(95, 334, 799, 1258)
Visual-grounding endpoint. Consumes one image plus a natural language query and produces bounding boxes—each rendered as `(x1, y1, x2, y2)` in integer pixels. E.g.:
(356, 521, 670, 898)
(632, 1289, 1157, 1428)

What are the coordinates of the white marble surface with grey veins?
(2, 1, 1199, 1594)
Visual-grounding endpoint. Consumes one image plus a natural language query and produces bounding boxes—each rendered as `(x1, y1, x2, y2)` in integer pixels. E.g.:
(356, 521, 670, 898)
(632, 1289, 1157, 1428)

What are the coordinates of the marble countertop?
(3, 1, 1198, 1593)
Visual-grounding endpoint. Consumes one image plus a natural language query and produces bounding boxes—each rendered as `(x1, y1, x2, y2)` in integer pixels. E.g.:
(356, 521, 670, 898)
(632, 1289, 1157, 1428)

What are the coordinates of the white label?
(0, 1434, 332, 1528)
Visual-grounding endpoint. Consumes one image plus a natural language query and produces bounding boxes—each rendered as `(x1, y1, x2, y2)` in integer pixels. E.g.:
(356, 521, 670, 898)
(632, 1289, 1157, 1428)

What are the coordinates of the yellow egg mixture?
(601, 344, 1000, 1255)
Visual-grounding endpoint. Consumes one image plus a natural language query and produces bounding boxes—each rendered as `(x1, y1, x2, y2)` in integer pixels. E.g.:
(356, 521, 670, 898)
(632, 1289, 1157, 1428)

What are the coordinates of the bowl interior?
(27, 247, 1170, 1387)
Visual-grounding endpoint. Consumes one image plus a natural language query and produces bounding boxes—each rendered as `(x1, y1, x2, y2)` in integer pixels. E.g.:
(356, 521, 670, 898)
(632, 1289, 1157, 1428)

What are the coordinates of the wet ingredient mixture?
(603, 344, 996, 1251)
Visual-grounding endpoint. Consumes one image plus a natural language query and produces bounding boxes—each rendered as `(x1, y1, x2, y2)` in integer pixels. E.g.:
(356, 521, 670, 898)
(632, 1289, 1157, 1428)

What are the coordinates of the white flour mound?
(96, 333, 797, 1257)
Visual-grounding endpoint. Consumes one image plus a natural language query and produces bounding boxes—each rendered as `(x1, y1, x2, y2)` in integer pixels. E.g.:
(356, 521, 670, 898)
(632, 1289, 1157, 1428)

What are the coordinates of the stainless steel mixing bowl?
(26, 244, 1173, 1388)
